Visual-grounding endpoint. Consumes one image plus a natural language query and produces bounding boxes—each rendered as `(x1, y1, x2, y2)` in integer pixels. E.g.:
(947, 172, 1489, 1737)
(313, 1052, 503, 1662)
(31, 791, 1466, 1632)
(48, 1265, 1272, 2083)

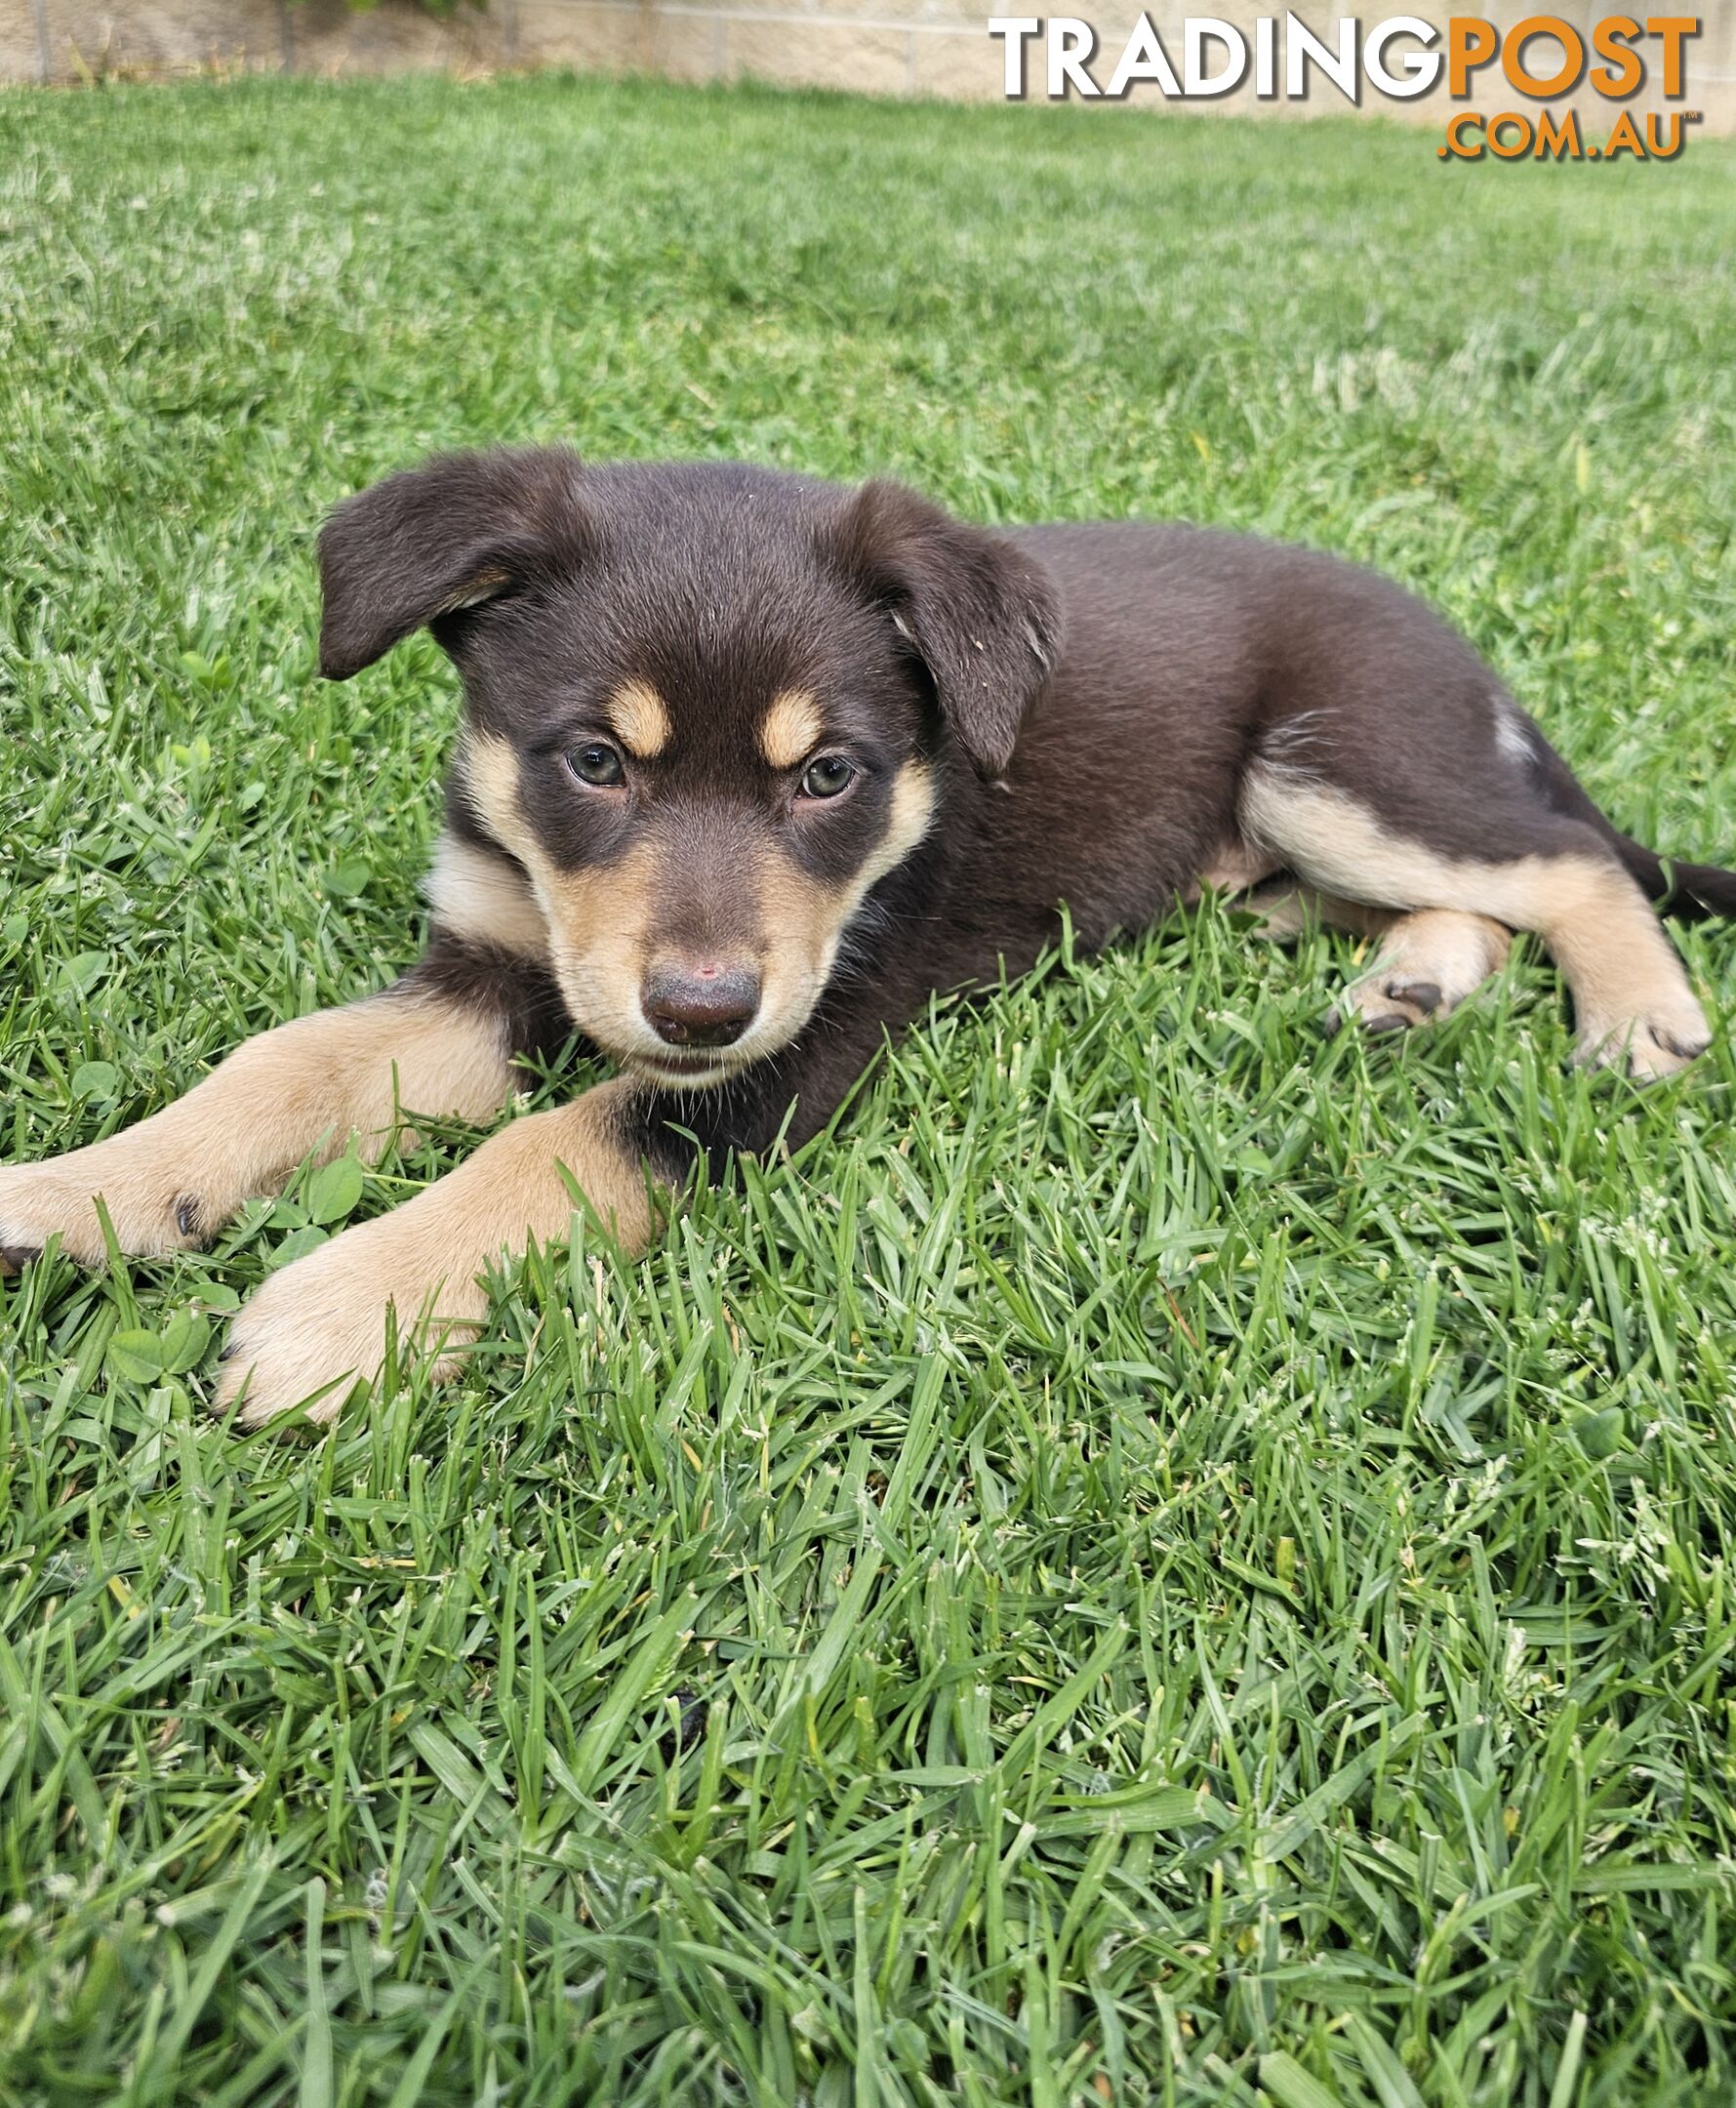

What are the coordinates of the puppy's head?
(318, 448, 1061, 1087)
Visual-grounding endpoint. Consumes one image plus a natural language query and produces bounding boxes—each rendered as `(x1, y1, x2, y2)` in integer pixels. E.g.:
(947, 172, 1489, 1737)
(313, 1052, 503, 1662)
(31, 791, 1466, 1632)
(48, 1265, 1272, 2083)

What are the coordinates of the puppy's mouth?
(626, 1048, 744, 1090)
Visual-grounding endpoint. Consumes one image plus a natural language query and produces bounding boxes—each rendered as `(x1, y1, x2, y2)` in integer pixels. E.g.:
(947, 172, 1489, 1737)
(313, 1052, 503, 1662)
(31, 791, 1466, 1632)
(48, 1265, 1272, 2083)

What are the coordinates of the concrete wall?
(2, 0, 1731, 138)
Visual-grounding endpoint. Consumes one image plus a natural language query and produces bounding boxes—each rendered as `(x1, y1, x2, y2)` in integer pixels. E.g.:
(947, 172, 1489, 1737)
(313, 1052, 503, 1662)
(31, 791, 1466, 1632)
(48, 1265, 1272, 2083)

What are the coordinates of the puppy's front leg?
(216, 1079, 660, 1427)
(0, 941, 529, 1272)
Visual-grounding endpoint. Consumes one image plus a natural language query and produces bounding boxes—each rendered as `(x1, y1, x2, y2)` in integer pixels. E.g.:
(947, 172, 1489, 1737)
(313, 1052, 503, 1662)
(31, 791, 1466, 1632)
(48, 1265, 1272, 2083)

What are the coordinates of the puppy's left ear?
(824, 480, 1064, 781)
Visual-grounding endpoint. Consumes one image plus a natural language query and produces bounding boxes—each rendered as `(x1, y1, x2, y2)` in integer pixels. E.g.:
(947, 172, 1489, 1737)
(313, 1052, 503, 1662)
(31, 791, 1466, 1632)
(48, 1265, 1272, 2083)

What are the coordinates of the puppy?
(3, 449, 1730, 1425)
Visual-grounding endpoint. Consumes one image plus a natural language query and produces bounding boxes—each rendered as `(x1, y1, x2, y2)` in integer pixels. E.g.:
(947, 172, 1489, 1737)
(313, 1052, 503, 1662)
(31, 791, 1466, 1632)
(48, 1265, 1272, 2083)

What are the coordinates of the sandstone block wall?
(2, 0, 1730, 137)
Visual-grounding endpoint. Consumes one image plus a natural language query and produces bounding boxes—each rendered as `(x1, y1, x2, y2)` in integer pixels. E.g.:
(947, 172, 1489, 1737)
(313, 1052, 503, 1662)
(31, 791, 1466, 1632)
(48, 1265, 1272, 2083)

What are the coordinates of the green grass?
(3, 68, 1736, 2107)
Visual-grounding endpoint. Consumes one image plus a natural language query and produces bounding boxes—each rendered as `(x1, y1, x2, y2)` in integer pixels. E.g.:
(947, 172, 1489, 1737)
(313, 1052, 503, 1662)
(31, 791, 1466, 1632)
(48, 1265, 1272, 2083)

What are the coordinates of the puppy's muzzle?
(641, 962, 762, 1048)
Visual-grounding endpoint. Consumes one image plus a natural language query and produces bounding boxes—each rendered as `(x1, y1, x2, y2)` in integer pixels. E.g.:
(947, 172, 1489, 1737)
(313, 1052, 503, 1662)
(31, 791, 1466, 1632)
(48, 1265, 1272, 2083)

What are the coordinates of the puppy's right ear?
(316, 447, 587, 680)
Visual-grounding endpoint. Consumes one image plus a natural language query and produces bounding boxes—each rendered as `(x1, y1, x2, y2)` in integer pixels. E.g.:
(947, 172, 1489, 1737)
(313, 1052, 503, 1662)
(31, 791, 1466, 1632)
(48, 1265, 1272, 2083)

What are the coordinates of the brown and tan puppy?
(2, 449, 1730, 1424)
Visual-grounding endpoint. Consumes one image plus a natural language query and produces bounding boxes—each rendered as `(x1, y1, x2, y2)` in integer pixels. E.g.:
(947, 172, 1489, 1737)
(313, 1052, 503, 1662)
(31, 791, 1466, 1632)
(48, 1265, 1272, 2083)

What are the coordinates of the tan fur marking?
(424, 831, 547, 958)
(460, 735, 682, 1070)
(1195, 838, 1282, 898)
(859, 761, 938, 898)
(739, 760, 940, 1079)
(1239, 767, 1708, 1074)
(760, 689, 824, 771)
(0, 993, 516, 1271)
(543, 841, 666, 1060)
(462, 734, 542, 875)
(607, 680, 672, 760)
(1242, 881, 1397, 943)
(217, 1079, 658, 1426)
(754, 852, 842, 1028)
(464, 733, 614, 953)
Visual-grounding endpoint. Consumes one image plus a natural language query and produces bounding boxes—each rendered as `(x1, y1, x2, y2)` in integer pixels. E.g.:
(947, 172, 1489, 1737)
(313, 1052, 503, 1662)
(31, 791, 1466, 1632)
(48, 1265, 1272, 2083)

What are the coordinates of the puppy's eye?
(567, 742, 625, 789)
(799, 755, 855, 800)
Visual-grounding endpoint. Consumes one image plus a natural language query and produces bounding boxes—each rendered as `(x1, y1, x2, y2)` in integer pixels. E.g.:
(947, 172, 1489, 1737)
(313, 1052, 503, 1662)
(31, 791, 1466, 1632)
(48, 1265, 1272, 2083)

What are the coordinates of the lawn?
(3, 67, 1736, 2107)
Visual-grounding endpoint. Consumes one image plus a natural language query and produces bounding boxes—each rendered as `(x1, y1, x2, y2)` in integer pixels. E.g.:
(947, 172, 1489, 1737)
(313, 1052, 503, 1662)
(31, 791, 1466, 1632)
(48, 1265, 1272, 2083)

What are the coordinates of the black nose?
(641, 964, 761, 1048)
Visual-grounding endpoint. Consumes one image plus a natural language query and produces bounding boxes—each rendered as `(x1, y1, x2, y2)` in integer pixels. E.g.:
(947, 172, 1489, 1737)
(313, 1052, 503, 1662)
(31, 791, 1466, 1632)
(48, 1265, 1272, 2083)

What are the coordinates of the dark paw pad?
(1, 1241, 43, 1276)
(1363, 1012, 1413, 1036)
(175, 1195, 202, 1240)
(1387, 980, 1441, 1016)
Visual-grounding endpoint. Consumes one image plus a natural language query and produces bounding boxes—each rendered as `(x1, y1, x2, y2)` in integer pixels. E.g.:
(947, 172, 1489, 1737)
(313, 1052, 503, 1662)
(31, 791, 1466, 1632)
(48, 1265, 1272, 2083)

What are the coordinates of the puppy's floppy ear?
(317, 446, 587, 680)
(823, 479, 1063, 780)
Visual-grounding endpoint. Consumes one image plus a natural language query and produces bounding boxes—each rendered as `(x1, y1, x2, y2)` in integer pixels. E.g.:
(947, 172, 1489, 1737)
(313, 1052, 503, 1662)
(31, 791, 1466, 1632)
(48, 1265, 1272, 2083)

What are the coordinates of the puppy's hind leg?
(1502, 856, 1710, 1077)
(1240, 767, 1708, 1078)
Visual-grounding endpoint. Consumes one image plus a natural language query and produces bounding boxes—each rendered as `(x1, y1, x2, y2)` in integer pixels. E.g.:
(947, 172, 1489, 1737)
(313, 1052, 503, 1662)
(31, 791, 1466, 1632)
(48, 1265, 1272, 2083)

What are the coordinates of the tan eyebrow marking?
(760, 689, 824, 771)
(605, 680, 671, 759)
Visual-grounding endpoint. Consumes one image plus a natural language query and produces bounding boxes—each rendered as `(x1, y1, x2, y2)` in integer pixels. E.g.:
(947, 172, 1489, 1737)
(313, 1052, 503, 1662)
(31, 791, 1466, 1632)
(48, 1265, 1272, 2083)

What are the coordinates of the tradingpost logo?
(989, 15, 1706, 160)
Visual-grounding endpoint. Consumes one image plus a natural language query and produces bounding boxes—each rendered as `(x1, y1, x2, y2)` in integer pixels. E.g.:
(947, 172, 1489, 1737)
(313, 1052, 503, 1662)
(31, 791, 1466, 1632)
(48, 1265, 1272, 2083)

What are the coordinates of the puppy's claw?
(1579, 1026, 1706, 1082)
(1337, 965, 1458, 1041)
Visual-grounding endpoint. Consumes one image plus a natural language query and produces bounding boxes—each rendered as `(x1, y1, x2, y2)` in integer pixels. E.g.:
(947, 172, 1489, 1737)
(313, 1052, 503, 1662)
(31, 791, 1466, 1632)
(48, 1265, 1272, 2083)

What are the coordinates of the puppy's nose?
(641, 963, 761, 1048)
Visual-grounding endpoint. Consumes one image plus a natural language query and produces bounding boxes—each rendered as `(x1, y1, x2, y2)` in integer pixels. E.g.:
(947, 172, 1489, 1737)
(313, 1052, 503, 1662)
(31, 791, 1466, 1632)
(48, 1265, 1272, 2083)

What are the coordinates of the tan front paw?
(214, 1214, 490, 1429)
(0, 1148, 207, 1272)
